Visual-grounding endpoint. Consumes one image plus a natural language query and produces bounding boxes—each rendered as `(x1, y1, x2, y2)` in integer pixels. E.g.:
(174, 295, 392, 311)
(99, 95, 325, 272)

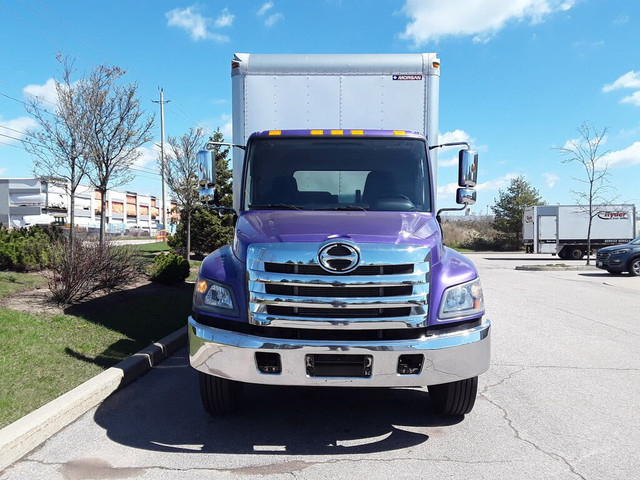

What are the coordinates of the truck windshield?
(244, 137, 432, 212)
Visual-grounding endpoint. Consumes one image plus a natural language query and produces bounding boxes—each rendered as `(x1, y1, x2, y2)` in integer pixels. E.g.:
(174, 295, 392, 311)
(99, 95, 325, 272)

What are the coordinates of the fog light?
(398, 354, 424, 375)
(256, 353, 281, 374)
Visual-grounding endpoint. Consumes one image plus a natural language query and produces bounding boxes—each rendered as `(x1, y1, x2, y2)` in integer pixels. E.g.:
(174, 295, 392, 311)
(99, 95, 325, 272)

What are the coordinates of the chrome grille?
(247, 242, 430, 329)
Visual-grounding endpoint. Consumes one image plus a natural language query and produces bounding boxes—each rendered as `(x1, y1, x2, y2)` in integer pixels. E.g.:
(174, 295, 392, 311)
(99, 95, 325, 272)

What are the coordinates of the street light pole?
(154, 88, 170, 231)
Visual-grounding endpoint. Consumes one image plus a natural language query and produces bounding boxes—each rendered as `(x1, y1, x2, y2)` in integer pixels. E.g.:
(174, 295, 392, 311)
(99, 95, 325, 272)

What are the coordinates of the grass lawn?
(0, 242, 193, 428)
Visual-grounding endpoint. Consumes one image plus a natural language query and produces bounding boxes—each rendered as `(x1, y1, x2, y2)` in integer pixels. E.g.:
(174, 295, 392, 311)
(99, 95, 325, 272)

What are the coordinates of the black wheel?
(199, 372, 243, 415)
(568, 247, 584, 260)
(628, 257, 640, 277)
(428, 376, 478, 416)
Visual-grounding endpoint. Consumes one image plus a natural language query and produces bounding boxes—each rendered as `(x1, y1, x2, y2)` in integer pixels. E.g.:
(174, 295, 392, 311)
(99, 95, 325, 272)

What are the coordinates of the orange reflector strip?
(331, 130, 344, 135)
(393, 131, 406, 136)
(268, 130, 281, 136)
(311, 130, 324, 135)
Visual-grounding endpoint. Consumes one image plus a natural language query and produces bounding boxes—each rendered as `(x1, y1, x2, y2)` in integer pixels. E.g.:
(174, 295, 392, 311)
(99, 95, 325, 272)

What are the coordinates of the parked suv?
(596, 237, 640, 276)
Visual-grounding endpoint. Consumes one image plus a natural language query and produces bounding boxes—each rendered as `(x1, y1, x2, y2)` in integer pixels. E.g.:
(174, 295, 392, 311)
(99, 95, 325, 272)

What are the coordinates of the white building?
(0, 178, 177, 235)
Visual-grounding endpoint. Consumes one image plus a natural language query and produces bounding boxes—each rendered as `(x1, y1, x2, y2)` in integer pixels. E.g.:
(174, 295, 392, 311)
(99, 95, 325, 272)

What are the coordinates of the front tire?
(199, 372, 243, 415)
(428, 376, 478, 416)
(628, 257, 640, 277)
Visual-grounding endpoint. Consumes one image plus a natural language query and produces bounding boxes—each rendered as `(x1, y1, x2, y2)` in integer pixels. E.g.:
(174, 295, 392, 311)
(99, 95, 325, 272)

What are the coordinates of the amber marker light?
(196, 280, 208, 294)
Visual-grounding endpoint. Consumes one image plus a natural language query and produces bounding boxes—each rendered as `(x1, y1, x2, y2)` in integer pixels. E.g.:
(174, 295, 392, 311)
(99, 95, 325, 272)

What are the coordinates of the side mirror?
(198, 150, 216, 202)
(456, 188, 477, 206)
(458, 150, 478, 187)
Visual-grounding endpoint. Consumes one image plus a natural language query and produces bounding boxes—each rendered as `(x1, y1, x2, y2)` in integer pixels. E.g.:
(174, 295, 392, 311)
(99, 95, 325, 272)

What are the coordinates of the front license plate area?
(306, 354, 373, 378)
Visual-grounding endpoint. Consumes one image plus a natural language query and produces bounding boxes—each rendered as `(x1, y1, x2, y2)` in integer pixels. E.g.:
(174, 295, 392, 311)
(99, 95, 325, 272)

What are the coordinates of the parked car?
(596, 237, 640, 276)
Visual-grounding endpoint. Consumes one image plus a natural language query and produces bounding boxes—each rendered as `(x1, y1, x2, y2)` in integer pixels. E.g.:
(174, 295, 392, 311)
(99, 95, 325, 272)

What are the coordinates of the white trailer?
(523, 204, 637, 259)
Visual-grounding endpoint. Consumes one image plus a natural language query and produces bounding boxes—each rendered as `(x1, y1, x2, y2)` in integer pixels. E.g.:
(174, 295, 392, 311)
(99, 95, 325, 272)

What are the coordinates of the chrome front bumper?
(188, 316, 491, 387)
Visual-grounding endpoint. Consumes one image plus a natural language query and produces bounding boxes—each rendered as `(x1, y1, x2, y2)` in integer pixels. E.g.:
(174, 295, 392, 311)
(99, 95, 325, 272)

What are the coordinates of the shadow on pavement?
(62, 282, 192, 368)
(93, 351, 461, 456)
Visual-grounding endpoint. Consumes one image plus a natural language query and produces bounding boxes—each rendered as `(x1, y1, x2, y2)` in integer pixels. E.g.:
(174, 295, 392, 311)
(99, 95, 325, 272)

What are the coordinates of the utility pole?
(153, 88, 170, 232)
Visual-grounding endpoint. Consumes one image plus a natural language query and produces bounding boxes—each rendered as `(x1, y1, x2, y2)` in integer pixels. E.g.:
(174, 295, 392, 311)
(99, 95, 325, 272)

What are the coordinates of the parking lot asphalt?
(1, 252, 639, 479)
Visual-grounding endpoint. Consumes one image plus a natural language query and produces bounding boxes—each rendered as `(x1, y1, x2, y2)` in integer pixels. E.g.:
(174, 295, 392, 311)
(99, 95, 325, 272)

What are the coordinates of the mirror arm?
(429, 142, 470, 151)
(436, 205, 467, 225)
(205, 141, 246, 151)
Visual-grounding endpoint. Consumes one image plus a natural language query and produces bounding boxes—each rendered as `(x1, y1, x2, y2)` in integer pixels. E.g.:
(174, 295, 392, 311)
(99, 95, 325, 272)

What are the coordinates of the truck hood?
(233, 210, 441, 260)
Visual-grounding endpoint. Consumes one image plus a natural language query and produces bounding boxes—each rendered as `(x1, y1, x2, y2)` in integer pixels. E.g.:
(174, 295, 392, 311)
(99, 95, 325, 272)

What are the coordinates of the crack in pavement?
(480, 368, 588, 480)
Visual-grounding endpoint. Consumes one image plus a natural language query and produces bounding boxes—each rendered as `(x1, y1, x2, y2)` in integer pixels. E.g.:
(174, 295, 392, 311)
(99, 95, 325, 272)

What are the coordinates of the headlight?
(193, 276, 235, 312)
(612, 248, 631, 255)
(439, 277, 484, 320)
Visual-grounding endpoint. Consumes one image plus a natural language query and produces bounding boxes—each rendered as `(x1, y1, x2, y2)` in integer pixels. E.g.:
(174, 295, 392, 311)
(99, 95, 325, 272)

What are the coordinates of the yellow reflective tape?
(311, 130, 324, 135)
(331, 130, 344, 135)
(350, 130, 364, 135)
(393, 130, 406, 136)
(268, 130, 281, 136)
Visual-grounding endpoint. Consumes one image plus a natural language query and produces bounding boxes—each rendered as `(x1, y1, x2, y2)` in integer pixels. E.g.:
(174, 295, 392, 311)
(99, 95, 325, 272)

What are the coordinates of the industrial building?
(0, 178, 177, 235)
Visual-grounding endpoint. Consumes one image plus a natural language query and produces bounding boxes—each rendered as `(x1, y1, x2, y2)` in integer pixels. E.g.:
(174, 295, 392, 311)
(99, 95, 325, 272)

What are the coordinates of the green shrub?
(0, 224, 54, 271)
(149, 252, 190, 285)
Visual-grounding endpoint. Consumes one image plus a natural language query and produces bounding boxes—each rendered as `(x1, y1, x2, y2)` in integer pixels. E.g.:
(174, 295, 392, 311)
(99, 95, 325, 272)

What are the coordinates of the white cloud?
(257, 1, 283, 27)
(23, 78, 58, 107)
(166, 6, 230, 43)
(475, 173, 519, 192)
(603, 142, 640, 169)
(542, 172, 559, 187)
(214, 8, 235, 28)
(257, 1, 274, 16)
(0, 116, 39, 140)
(602, 71, 640, 92)
(265, 13, 284, 27)
(400, 0, 575, 45)
(621, 91, 640, 107)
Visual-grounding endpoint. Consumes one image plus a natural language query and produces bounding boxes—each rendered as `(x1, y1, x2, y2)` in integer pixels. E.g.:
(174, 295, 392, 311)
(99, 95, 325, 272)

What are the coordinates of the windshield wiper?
(324, 205, 368, 211)
(250, 204, 304, 210)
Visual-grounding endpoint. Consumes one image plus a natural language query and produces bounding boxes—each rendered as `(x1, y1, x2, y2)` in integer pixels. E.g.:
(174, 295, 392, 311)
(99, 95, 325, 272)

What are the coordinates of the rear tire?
(428, 376, 478, 416)
(199, 372, 243, 415)
(628, 257, 640, 277)
(568, 247, 584, 260)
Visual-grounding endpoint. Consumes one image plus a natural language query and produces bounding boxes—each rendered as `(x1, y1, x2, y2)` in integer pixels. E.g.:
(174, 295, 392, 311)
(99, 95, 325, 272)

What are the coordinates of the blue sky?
(1, 0, 639, 216)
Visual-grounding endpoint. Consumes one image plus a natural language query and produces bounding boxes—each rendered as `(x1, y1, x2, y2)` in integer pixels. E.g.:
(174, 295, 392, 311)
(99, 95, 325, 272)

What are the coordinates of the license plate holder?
(306, 354, 373, 378)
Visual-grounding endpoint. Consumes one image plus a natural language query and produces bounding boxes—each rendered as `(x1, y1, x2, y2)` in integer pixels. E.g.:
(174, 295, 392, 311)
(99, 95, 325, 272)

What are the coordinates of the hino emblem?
(318, 242, 360, 274)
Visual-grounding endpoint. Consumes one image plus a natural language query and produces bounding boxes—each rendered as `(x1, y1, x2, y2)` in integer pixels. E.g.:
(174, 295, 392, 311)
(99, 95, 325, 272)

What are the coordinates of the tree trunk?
(99, 188, 107, 244)
(186, 209, 191, 262)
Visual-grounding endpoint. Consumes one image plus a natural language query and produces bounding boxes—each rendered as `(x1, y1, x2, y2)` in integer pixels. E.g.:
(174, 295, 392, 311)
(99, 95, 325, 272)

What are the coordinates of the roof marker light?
(351, 130, 364, 135)
(268, 130, 281, 136)
(331, 130, 344, 135)
(393, 131, 406, 136)
(311, 130, 324, 135)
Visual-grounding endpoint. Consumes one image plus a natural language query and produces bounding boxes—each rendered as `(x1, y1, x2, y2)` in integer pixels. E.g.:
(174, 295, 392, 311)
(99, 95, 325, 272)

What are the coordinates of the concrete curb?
(515, 265, 598, 271)
(0, 327, 187, 471)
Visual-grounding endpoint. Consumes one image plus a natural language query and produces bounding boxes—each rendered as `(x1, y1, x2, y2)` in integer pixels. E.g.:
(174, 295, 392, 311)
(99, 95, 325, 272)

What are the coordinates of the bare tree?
(23, 55, 91, 248)
(163, 127, 206, 260)
(81, 64, 155, 243)
(555, 121, 616, 264)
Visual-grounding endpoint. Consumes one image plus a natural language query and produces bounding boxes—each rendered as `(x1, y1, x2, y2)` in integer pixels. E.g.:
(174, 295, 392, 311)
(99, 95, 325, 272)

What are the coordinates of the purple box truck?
(189, 54, 491, 416)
